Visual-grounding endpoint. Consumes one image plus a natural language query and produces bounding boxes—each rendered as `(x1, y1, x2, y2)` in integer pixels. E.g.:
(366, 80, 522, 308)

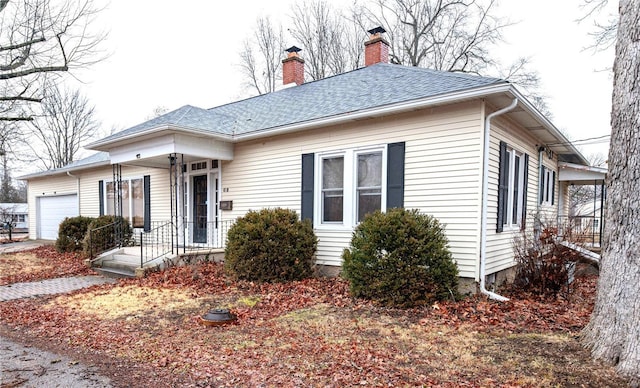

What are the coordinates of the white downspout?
(480, 98, 518, 302)
(67, 171, 80, 211)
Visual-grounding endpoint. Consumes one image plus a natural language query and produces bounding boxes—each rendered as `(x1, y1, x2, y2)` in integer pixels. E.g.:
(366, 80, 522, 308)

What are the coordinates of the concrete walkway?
(0, 276, 116, 302)
(0, 336, 113, 387)
(0, 239, 47, 254)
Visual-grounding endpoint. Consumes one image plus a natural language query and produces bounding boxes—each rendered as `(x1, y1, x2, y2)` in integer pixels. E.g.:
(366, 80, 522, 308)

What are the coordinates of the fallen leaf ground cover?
(0, 251, 628, 387)
(0, 246, 93, 285)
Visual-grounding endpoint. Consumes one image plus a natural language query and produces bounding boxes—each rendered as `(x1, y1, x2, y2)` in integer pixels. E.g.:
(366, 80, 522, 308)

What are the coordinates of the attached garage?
(37, 194, 79, 240)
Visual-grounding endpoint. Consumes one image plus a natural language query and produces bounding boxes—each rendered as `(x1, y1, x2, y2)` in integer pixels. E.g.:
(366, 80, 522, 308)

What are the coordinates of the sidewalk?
(0, 336, 114, 387)
(0, 239, 47, 254)
(0, 276, 115, 302)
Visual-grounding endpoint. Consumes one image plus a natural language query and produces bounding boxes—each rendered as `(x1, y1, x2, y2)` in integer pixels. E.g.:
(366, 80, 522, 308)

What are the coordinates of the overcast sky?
(64, 0, 616, 166)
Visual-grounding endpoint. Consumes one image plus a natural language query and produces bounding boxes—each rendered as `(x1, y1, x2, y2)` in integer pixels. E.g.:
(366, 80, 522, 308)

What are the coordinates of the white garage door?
(38, 195, 79, 240)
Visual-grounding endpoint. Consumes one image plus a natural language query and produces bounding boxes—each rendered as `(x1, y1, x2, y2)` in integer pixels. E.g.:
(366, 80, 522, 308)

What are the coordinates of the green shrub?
(224, 208, 317, 283)
(56, 216, 95, 252)
(342, 209, 459, 307)
(82, 215, 133, 256)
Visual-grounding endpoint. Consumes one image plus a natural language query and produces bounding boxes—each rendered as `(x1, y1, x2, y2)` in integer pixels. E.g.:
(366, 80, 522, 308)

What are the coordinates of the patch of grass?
(236, 296, 260, 308)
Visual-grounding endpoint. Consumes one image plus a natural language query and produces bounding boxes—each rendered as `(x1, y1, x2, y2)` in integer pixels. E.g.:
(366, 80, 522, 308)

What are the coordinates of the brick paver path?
(0, 276, 115, 302)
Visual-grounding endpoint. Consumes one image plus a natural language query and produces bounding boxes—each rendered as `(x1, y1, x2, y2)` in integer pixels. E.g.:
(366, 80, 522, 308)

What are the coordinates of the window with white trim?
(105, 178, 144, 228)
(540, 166, 555, 205)
(321, 156, 344, 223)
(503, 147, 526, 228)
(356, 152, 383, 222)
(317, 147, 386, 227)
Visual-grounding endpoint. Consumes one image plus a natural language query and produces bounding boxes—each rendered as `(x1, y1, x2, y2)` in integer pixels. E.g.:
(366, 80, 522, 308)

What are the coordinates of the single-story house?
(0, 203, 28, 232)
(20, 28, 604, 293)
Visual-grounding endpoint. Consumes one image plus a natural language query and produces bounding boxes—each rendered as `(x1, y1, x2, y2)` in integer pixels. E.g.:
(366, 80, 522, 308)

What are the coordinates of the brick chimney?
(364, 26, 389, 66)
(282, 46, 305, 86)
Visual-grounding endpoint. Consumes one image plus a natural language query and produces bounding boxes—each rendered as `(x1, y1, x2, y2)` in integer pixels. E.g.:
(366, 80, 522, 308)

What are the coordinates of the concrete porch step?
(93, 266, 136, 279)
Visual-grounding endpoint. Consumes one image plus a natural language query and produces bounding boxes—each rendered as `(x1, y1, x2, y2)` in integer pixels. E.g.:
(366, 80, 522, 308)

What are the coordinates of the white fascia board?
(18, 160, 111, 180)
(507, 88, 589, 166)
(86, 125, 233, 150)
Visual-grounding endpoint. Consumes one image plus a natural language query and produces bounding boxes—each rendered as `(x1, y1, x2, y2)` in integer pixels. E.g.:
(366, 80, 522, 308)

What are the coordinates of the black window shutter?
(497, 141, 508, 233)
(540, 165, 546, 205)
(551, 171, 556, 206)
(521, 154, 529, 230)
(98, 180, 104, 216)
(143, 175, 151, 232)
(301, 153, 314, 223)
(387, 142, 405, 209)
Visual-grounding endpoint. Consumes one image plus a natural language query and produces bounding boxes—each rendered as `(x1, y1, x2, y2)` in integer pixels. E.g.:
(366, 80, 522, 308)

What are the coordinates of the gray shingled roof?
(96, 63, 505, 144)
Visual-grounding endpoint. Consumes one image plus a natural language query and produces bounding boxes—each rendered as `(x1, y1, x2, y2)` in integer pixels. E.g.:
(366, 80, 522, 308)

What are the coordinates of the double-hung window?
(317, 147, 386, 227)
(321, 156, 345, 223)
(540, 166, 555, 206)
(356, 152, 383, 222)
(497, 141, 529, 231)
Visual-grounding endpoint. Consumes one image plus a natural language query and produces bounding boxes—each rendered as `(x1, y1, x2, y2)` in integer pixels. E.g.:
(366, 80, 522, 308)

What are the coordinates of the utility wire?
(547, 134, 610, 146)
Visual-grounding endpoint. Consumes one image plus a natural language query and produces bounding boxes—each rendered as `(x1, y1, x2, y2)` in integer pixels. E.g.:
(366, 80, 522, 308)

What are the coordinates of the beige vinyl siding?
(27, 164, 171, 239)
(27, 175, 78, 240)
(484, 110, 559, 275)
(77, 165, 171, 223)
(221, 101, 485, 277)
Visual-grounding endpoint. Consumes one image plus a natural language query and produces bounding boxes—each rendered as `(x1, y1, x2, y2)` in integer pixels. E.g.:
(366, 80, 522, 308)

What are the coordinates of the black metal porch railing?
(179, 219, 234, 253)
(557, 215, 603, 248)
(140, 221, 173, 267)
(88, 221, 126, 258)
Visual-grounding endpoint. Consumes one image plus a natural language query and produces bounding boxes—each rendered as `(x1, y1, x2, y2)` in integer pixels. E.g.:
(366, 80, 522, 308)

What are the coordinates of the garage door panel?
(38, 195, 78, 240)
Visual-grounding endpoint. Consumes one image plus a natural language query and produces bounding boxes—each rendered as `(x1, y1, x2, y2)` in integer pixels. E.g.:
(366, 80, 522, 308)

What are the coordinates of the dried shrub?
(56, 216, 94, 252)
(512, 226, 583, 296)
(341, 209, 459, 308)
(224, 208, 318, 283)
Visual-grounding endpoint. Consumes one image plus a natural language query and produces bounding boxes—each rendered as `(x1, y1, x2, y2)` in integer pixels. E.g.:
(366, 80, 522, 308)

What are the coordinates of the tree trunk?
(581, 1, 640, 386)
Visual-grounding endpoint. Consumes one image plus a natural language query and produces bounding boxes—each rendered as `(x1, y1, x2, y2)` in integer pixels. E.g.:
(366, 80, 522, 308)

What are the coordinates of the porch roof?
(558, 162, 607, 185)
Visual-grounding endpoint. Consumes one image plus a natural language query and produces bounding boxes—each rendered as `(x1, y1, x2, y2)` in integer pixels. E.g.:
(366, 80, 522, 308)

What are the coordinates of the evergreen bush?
(224, 208, 317, 283)
(342, 208, 459, 307)
(56, 216, 94, 252)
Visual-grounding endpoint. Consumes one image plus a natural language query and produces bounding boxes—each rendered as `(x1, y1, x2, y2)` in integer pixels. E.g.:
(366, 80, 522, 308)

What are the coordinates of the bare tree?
(28, 85, 100, 169)
(0, 204, 18, 241)
(0, 123, 25, 202)
(581, 0, 640, 385)
(358, 0, 502, 72)
(579, 0, 618, 51)
(289, 0, 364, 81)
(0, 0, 104, 122)
(239, 16, 285, 95)
(146, 105, 169, 120)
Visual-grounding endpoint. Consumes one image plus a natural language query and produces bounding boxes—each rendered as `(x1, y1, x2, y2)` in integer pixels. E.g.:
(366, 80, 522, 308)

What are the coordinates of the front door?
(193, 175, 207, 243)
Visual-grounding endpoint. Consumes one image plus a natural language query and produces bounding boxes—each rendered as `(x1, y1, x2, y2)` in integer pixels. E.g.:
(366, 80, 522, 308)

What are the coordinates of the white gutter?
(507, 88, 588, 166)
(479, 98, 518, 302)
(66, 171, 81, 212)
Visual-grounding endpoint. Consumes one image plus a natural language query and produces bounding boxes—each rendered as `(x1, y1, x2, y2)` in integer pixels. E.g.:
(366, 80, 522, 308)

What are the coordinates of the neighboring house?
(20, 29, 600, 290)
(0, 203, 28, 232)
